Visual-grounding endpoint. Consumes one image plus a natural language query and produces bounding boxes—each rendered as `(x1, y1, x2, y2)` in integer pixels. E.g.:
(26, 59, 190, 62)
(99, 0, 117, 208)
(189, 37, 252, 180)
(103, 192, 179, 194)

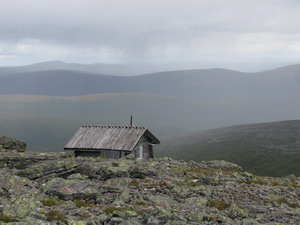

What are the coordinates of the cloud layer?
(1, 0, 300, 70)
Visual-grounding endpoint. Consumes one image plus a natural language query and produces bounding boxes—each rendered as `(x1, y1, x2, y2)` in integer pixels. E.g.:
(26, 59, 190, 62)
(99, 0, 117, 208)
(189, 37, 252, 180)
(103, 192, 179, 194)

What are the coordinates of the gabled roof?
(64, 125, 160, 151)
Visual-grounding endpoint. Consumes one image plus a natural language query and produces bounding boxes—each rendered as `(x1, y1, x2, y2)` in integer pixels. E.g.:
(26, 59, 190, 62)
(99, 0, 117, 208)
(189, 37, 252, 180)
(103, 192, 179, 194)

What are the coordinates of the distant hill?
(0, 61, 211, 76)
(0, 64, 300, 99)
(156, 120, 300, 177)
(0, 70, 129, 96)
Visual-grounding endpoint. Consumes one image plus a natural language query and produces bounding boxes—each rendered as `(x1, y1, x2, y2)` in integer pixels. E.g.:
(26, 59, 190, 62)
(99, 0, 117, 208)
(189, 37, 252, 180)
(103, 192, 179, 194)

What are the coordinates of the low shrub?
(265, 197, 299, 208)
(45, 210, 67, 223)
(0, 213, 18, 223)
(74, 199, 94, 208)
(41, 197, 63, 206)
(134, 200, 147, 206)
(207, 200, 230, 210)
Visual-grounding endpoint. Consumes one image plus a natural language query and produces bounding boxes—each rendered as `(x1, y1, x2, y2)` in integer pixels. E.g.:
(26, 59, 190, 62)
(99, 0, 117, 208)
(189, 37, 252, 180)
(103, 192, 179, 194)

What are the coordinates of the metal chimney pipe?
(130, 115, 133, 127)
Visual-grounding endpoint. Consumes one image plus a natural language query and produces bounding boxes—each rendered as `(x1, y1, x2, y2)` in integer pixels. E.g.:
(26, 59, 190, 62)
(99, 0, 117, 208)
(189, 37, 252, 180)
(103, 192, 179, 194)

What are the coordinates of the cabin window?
(138, 145, 144, 159)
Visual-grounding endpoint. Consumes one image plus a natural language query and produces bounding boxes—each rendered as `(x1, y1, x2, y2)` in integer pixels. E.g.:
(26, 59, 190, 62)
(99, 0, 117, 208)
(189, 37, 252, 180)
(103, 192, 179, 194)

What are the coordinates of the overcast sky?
(0, 0, 300, 71)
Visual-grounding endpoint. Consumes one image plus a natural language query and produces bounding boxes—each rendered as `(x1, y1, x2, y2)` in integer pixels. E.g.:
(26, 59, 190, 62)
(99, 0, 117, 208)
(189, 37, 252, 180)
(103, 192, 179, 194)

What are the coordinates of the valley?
(0, 63, 300, 176)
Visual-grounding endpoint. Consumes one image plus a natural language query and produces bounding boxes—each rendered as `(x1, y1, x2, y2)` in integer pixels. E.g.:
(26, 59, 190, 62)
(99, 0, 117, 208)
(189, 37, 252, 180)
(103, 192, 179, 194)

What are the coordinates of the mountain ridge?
(0, 64, 300, 97)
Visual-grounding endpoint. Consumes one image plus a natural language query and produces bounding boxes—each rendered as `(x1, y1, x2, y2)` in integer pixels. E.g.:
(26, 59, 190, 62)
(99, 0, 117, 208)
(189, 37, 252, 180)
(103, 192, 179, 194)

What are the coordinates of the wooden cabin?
(64, 125, 160, 159)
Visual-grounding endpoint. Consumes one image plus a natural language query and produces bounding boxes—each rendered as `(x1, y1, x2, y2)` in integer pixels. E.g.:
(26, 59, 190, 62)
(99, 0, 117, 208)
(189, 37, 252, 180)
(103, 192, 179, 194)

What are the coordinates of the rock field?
(0, 136, 300, 224)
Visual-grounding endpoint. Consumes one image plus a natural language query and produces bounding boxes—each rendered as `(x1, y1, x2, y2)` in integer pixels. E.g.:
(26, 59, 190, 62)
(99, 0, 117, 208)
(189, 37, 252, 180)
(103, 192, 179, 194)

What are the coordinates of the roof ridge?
(81, 124, 146, 129)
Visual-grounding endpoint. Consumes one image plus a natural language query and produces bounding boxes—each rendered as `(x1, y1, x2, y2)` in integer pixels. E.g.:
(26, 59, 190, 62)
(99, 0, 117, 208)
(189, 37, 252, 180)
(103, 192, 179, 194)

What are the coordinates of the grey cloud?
(0, 0, 300, 67)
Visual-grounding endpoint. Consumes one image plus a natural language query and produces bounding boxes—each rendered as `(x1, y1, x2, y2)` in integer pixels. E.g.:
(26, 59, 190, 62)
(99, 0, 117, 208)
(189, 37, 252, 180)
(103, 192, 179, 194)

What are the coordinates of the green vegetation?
(290, 183, 300, 188)
(265, 197, 299, 208)
(41, 197, 63, 206)
(103, 206, 135, 214)
(45, 210, 67, 223)
(207, 200, 230, 211)
(0, 213, 19, 223)
(240, 179, 266, 185)
(78, 212, 90, 219)
(130, 180, 140, 187)
(74, 199, 95, 208)
(134, 200, 147, 206)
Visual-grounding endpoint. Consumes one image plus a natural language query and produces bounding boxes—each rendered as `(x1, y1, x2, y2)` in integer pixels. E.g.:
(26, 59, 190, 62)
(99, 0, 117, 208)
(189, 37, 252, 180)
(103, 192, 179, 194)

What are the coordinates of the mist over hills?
(0, 63, 300, 176)
(0, 64, 300, 99)
(0, 93, 259, 152)
(0, 70, 129, 96)
(0, 61, 211, 77)
(0, 93, 300, 158)
(156, 120, 300, 176)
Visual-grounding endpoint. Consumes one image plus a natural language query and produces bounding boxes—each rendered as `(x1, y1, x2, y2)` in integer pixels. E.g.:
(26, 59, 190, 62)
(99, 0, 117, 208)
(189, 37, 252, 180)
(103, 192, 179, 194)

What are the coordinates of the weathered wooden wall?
(73, 134, 154, 159)
(75, 149, 129, 159)
(133, 136, 154, 159)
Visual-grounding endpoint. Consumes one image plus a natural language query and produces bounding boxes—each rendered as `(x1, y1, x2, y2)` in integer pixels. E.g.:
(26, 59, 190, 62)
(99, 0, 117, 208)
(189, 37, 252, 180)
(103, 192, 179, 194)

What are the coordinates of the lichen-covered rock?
(17, 159, 80, 180)
(0, 170, 38, 196)
(76, 160, 130, 180)
(0, 151, 73, 170)
(0, 142, 300, 224)
(0, 136, 26, 152)
(67, 173, 89, 180)
(228, 204, 248, 219)
(128, 165, 157, 178)
(42, 177, 99, 200)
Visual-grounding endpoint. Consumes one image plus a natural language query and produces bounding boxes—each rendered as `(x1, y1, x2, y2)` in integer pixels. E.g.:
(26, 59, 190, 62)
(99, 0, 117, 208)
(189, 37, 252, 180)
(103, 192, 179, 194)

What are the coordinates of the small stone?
(110, 217, 124, 224)
(146, 217, 161, 225)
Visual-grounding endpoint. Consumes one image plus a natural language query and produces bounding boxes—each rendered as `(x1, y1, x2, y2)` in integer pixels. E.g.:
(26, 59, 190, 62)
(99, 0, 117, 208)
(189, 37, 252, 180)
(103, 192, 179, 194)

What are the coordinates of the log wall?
(133, 136, 154, 159)
(74, 149, 129, 159)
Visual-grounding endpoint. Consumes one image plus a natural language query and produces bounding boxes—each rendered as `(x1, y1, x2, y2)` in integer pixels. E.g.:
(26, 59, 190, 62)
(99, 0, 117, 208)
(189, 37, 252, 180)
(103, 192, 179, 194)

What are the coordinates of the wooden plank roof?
(64, 125, 160, 151)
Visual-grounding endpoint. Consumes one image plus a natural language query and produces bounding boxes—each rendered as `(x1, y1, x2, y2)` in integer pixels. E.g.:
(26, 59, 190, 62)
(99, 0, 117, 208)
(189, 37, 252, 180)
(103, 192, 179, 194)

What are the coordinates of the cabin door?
(138, 145, 144, 159)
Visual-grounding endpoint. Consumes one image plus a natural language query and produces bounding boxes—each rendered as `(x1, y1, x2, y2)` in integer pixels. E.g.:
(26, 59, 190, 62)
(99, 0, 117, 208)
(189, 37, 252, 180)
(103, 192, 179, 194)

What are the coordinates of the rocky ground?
(0, 137, 300, 224)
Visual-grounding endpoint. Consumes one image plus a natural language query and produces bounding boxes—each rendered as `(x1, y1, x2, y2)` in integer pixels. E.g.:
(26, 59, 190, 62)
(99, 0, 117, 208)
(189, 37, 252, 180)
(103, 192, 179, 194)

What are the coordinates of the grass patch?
(265, 197, 299, 208)
(45, 210, 67, 223)
(289, 183, 300, 188)
(41, 197, 63, 206)
(0, 213, 19, 223)
(240, 179, 266, 185)
(207, 200, 230, 211)
(276, 197, 289, 204)
(271, 181, 280, 186)
(73, 199, 94, 208)
(104, 206, 125, 214)
(134, 200, 147, 206)
(103, 206, 134, 214)
(78, 212, 90, 219)
(130, 180, 140, 187)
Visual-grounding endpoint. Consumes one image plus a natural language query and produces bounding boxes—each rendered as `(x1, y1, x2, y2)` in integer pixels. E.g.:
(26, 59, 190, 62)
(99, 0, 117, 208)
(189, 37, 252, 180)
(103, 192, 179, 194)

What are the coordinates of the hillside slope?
(156, 120, 300, 177)
(0, 94, 219, 152)
(2, 94, 300, 154)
